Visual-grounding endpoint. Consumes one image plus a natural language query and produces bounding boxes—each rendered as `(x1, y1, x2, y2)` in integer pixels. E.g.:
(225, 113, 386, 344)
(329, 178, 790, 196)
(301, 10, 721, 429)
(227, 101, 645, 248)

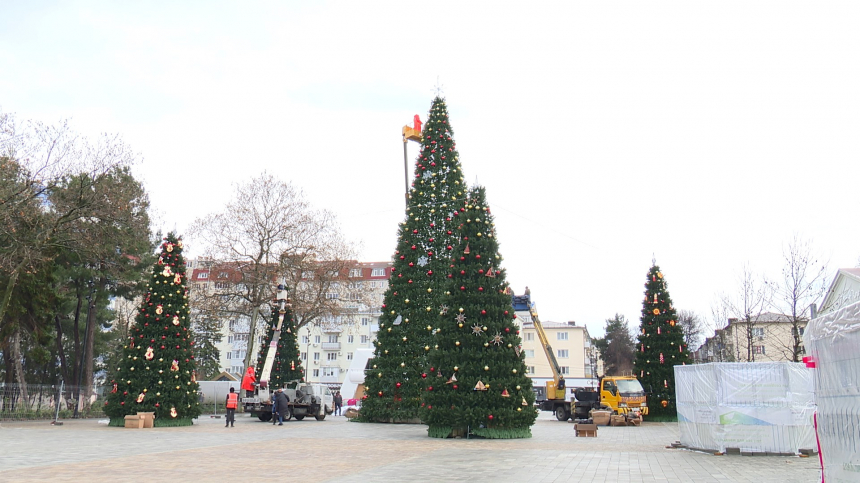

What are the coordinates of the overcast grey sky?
(3, 1, 858, 340)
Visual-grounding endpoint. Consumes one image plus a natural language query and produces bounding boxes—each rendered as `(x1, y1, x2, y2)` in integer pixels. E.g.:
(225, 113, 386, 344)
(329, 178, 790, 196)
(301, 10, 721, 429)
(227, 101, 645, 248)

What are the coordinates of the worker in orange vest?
(225, 387, 238, 427)
(241, 366, 257, 398)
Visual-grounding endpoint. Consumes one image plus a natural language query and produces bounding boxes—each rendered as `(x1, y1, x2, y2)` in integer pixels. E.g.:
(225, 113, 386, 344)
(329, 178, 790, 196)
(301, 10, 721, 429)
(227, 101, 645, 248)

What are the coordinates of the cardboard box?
(591, 410, 611, 426)
(575, 423, 598, 437)
(137, 412, 155, 428)
(124, 415, 144, 429)
(610, 415, 627, 426)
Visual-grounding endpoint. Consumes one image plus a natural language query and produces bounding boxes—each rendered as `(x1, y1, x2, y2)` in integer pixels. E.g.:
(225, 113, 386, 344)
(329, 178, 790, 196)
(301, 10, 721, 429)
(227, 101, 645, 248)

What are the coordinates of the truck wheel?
(555, 406, 570, 421)
(258, 413, 272, 422)
(294, 415, 305, 421)
(315, 413, 326, 421)
(282, 408, 292, 421)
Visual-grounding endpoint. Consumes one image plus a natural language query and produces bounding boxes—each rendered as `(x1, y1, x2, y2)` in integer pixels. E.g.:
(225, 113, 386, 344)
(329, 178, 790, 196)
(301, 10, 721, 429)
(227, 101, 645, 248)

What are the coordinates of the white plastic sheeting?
(674, 362, 816, 454)
(804, 300, 860, 482)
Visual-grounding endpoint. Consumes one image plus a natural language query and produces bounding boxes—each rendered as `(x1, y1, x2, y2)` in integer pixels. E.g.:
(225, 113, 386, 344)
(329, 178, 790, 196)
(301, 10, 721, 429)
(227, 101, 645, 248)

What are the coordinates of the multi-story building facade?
(511, 293, 597, 398)
(694, 312, 808, 363)
(186, 257, 390, 387)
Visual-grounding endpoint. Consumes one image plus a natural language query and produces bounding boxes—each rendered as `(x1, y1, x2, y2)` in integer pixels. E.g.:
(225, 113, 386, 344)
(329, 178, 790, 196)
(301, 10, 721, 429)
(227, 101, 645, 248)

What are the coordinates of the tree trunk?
(72, 288, 83, 385)
(243, 304, 261, 370)
(0, 264, 22, 327)
(54, 314, 70, 384)
(82, 281, 102, 404)
(10, 328, 29, 405)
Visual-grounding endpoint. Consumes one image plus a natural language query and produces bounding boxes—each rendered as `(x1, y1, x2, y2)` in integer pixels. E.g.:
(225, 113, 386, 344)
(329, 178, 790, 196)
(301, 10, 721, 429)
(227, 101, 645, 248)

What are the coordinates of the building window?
(371, 268, 386, 277)
(313, 369, 319, 377)
(524, 332, 534, 341)
(226, 352, 232, 359)
(314, 335, 321, 344)
(326, 292, 339, 300)
(520, 315, 532, 324)
(524, 349, 535, 358)
(301, 352, 307, 360)
(527, 366, 535, 375)
(313, 353, 320, 361)
(328, 335, 338, 343)
(228, 335, 234, 343)
(302, 271, 315, 280)
(327, 353, 338, 361)
(198, 272, 208, 279)
(362, 318, 370, 326)
(370, 280, 385, 288)
(557, 349, 569, 358)
(347, 352, 353, 360)
(560, 366, 570, 375)
(347, 335, 354, 343)
(214, 282, 230, 289)
(229, 320, 236, 331)
(753, 345, 766, 355)
(323, 367, 336, 377)
(349, 268, 362, 278)
(233, 350, 241, 359)
(752, 327, 765, 337)
(360, 335, 368, 344)
(557, 332, 568, 341)
(301, 336, 309, 344)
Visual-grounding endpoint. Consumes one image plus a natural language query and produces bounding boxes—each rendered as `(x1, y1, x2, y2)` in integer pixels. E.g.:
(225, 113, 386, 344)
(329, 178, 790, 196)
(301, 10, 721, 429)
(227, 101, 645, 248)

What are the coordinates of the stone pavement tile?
(0, 413, 822, 483)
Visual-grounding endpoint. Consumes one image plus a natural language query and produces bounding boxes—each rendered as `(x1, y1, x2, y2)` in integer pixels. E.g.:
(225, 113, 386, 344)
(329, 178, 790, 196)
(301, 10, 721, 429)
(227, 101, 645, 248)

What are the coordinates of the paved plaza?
(0, 412, 821, 483)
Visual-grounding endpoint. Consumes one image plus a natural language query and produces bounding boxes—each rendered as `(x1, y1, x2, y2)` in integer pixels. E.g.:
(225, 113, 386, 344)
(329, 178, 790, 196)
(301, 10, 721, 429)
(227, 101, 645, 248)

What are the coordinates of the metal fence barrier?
(0, 383, 106, 421)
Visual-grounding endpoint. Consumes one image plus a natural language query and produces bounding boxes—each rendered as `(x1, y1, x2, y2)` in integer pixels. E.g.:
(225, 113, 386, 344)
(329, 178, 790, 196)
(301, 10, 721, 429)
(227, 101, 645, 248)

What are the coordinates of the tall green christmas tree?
(421, 186, 536, 438)
(361, 96, 467, 422)
(105, 233, 201, 426)
(254, 291, 304, 389)
(633, 263, 690, 419)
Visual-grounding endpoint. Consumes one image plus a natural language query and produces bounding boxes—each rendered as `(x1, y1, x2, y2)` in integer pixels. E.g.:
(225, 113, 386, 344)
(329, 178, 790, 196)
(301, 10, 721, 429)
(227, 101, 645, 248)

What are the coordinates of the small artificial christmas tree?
(361, 96, 467, 422)
(633, 263, 690, 419)
(253, 287, 304, 389)
(421, 186, 536, 438)
(105, 233, 201, 426)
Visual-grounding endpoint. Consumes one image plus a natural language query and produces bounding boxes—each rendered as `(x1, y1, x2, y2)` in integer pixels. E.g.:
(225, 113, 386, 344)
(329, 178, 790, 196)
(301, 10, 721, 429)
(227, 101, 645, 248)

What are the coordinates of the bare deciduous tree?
(677, 309, 705, 351)
(718, 264, 772, 362)
(189, 172, 368, 371)
(767, 235, 828, 361)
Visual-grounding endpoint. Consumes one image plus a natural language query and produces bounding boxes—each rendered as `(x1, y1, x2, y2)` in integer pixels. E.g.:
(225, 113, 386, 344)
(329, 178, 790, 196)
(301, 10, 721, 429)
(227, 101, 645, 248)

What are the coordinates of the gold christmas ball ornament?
(454, 366, 459, 371)
(459, 307, 464, 313)
(484, 366, 489, 371)
(512, 369, 518, 374)
(653, 308, 660, 315)
(661, 400, 668, 408)
(455, 341, 460, 346)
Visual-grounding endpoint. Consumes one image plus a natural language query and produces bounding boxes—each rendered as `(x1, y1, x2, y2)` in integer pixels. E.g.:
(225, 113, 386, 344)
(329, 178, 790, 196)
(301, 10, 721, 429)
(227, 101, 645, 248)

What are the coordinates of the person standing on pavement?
(274, 388, 290, 425)
(334, 391, 343, 416)
(225, 387, 238, 427)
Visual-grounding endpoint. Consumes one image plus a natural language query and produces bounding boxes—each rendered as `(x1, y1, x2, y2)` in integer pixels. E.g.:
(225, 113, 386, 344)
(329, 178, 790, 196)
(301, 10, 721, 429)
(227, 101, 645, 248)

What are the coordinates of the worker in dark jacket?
(274, 388, 290, 426)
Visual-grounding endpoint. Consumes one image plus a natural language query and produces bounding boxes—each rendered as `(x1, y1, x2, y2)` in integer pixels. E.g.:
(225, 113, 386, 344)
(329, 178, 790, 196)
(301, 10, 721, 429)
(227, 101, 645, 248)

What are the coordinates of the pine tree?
(633, 263, 690, 419)
(421, 186, 536, 438)
(191, 316, 223, 381)
(104, 233, 201, 426)
(254, 295, 304, 389)
(361, 96, 466, 422)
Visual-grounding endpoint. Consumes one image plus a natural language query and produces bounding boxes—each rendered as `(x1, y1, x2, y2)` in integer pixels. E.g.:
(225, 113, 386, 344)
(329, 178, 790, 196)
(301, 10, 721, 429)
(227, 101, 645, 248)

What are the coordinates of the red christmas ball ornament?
(421, 373, 427, 378)
(481, 310, 487, 315)
(427, 270, 433, 276)
(411, 245, 417, 250)
(505, 328, 510, 333)
(399, 255, 405, 260)
(428, 386, 433, 391)
(378, 391, 384, 397)
(430, 162, 436, 166)
(413, 229, 418, 234)
(453, 385, 458, 390)
(447, 245, 452, 250)
(460, 270, 466, 275)
(460, 286, 466, 291)
(447, 230, 452, 235)
(121, 402, 125, 406)
(488, 415, 494, 420)
(478, 269, 484, 274)
(155, 403, 160, 407)
(460, 256, 465, 261)
(409, 262, 414, 267)
(448, 274, 453, 278)
(504, 310, 509, 315)
(396, 382, 401, 388)
(478, 287, 484, 292)
(475, 255, 481, 259)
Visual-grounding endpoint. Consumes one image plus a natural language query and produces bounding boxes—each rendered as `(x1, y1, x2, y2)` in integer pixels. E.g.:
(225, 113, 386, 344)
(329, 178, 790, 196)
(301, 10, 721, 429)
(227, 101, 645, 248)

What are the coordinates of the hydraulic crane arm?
(530, 303, 562, 385)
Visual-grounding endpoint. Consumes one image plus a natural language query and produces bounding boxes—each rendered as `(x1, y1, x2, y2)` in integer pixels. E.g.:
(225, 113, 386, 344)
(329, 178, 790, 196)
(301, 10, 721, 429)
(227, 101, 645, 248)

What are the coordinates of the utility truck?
(241, 283, 334, 421)
(515, 295, 647, 423)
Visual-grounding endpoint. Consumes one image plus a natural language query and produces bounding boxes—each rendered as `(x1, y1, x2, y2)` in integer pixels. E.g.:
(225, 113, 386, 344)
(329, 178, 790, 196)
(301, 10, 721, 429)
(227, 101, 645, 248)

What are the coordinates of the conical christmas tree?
(633, 263, 690, 418)
(254, 291, 304, 389)
(421, 186, 536, 438)
(361, 96, 467, 422)
(105, 233, 201, 426)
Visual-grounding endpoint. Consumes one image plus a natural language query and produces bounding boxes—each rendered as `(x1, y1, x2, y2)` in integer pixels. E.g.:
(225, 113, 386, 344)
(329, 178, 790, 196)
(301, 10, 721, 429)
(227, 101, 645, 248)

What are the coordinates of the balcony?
(321, 342, 341, 351)
(320, 373, 340, 384)
(322, 327, 342, 334)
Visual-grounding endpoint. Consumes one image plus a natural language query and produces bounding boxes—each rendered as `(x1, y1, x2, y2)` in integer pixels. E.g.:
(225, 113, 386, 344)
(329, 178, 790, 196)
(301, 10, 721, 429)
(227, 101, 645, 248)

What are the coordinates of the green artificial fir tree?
(105, 233, 201, 426)
(633, 263, 690, 419)
(254, 288, 304, 389)
(361, 96, 467, 422)
(421, 186, 536, 438)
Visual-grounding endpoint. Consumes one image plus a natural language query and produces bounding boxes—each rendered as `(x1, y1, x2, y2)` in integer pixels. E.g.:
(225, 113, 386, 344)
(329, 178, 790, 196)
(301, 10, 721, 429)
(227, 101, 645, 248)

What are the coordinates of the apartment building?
(186, 257, 390, 385)
(694, 312, 808, 363)
(511, 293, 597, 398)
